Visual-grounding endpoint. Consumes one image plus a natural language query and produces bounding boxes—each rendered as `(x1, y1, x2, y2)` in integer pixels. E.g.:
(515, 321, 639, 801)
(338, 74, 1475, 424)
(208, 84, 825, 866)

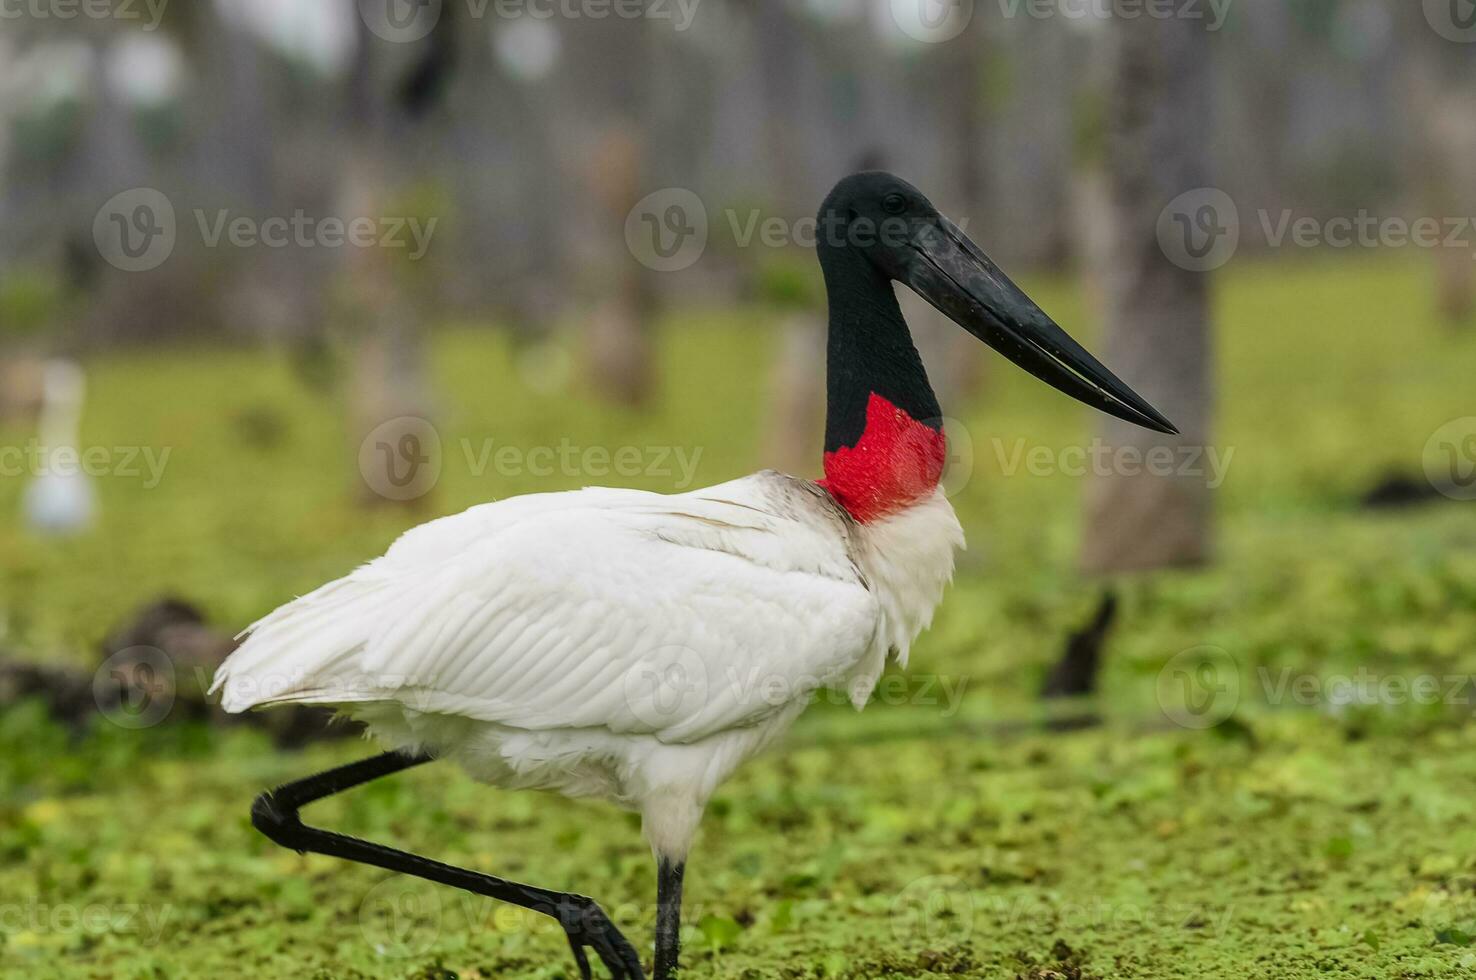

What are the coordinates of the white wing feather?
(211, 474, 881, 744)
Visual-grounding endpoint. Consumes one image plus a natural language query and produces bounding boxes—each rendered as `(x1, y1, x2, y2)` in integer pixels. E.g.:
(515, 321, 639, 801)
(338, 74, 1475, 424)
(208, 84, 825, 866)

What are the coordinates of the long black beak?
(903, 216, 1179, 435)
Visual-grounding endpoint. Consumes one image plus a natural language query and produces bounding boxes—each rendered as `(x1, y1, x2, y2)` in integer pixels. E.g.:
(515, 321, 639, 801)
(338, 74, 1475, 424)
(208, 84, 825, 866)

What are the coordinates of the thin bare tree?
(1397, 3, 1476, 326)
(754, 0, 825, 475)
(903, 17, 991, 417)
(1080, 8, 1215, 573)
(342, 4, 455, 507)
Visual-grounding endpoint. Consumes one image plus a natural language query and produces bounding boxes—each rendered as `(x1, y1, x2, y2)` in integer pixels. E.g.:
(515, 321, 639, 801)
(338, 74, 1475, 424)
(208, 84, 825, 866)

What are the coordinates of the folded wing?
(211, 474, 881, 744)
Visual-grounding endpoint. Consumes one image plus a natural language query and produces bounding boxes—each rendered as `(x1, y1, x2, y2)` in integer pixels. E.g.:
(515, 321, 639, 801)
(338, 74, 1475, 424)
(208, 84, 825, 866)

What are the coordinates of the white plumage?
(212, 470, 962, 858)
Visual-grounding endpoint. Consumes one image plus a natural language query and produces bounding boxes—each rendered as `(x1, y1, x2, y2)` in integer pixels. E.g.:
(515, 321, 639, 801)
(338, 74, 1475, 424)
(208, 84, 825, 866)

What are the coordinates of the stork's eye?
(882, 193, 907, 215)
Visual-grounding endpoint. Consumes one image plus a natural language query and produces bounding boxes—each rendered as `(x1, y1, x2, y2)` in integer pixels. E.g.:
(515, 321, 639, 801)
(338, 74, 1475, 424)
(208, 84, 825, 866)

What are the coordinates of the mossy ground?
(1, 254, 1475, 978)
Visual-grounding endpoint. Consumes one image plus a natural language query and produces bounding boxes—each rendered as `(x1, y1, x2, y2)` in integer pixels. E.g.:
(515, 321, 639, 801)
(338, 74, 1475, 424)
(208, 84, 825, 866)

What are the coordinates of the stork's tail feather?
(210, 565, 409, 713)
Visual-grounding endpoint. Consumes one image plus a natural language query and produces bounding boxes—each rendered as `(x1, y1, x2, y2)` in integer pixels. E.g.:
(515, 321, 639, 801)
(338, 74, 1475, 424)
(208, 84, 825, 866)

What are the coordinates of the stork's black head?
(816, 172, 939, 283)
(816, 171, 1178, 435)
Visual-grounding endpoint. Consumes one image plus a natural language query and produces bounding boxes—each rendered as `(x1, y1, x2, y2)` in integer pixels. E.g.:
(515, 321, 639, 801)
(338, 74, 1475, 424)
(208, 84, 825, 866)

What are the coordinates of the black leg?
(250, 750, 645, 980)
(653, 857, 684, 980)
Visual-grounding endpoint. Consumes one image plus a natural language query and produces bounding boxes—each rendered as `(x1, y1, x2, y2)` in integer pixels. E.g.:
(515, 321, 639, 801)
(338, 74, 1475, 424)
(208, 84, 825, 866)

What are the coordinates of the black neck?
(819, 242, 940, 453)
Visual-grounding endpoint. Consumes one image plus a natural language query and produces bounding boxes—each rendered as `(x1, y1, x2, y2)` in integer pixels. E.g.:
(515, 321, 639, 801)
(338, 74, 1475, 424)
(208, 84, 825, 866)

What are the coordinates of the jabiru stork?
(212, 172, 1175, 979)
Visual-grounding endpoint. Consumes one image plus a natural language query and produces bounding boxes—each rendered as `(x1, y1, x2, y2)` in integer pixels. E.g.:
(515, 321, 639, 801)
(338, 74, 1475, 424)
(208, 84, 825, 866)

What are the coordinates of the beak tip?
(1147, 417, 1180, 436)
(1132, 402, 1179, 436)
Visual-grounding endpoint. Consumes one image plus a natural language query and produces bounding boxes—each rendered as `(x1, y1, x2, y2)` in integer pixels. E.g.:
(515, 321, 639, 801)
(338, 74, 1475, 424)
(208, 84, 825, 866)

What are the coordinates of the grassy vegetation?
(2, 254, 1476, 978)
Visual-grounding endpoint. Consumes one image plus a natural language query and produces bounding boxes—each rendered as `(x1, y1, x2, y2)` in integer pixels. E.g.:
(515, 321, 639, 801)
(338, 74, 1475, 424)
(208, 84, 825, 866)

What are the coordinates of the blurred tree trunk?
(764, 308, 826, 475)
(1080, 9, 1214, 574)
(342, 9, 434, 507)
(0, 35, 30, 425)
(907, 19, 991, 417)
(70, 29, 155, 345)
(755, 0, 824, 475)
(944, 19, 990, 403)
(584, 124, 656, 409)
(579, 20, 664, 410)
(175, 0, 273, 207)
(156, 2, 309, 341)
(488, 26, 567, 338)
(1071, 27, 1114, 324)
(1398, 7, 1476, 327)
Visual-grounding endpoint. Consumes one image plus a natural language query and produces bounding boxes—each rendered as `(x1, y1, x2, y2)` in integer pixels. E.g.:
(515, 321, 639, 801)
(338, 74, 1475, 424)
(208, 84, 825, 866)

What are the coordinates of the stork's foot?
(558, 896, 646, 980)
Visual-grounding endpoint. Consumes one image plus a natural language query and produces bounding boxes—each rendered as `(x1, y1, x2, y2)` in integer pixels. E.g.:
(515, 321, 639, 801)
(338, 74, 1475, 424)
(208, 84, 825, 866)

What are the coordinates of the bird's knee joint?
(250, 791, 302, 846)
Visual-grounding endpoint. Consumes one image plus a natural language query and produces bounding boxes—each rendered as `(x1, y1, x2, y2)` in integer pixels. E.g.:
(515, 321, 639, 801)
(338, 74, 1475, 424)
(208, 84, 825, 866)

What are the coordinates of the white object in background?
(22, 359, 97, 536)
